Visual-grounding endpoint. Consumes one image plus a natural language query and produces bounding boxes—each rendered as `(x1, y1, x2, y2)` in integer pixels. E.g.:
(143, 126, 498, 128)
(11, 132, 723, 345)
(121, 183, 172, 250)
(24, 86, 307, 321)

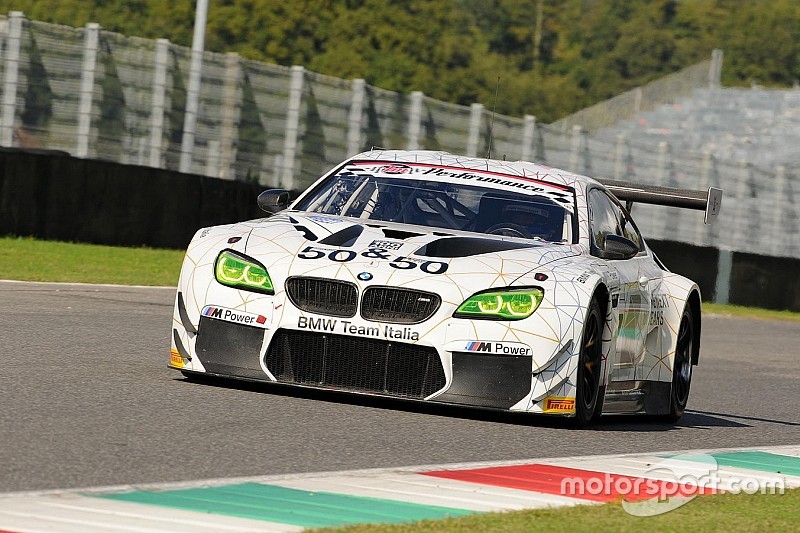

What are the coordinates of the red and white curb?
(1, 444, 799, 532)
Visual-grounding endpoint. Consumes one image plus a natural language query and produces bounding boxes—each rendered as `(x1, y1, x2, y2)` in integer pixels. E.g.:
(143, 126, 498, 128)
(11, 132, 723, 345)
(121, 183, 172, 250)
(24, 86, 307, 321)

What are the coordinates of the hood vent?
(381, 228, 424, 240)
(416, 237, 534, 258)
(318, 224, 364, 247)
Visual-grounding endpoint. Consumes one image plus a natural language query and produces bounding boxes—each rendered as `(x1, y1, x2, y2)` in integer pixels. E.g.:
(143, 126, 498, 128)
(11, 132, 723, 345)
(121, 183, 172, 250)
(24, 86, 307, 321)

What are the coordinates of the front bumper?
(171, 286, 580, 415)
(433, 351, 533, 409)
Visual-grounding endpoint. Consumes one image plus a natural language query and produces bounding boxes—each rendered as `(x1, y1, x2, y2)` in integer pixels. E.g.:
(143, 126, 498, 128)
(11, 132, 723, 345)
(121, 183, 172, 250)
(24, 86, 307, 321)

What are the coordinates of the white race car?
(170, 150, 722, 425)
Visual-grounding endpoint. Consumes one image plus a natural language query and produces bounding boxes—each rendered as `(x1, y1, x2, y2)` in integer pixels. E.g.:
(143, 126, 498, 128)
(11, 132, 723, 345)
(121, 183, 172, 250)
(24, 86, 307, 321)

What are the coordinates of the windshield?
(294, 161, 577, 243)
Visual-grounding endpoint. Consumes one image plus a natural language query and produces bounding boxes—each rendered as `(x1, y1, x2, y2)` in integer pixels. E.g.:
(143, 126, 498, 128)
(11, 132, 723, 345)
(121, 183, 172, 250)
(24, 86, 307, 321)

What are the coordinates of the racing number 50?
(391, 256, 448, 274)
(297, 246, 326, 260)
(297, 246, 448, 274)
(297, 246, 357, 262)
(388, 256, 415, 269)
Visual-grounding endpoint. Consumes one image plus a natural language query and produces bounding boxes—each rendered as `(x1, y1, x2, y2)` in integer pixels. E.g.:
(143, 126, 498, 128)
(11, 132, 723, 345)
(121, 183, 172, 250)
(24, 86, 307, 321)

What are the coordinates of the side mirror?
(257, 189, 290, 214)
(598, 234, 639, 260)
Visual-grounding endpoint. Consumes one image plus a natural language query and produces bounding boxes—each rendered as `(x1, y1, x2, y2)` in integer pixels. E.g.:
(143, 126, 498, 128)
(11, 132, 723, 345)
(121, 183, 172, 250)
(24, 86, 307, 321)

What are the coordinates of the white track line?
(0, 494, 300, 532)
(2, 444, 798, 533)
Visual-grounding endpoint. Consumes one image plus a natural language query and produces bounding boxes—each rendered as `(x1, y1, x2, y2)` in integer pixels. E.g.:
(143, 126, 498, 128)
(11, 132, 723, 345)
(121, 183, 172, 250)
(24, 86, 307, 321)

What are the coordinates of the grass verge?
(703, 302, 800, 323)
(319, 489, 800, 533)
(0, 236, 184, 286)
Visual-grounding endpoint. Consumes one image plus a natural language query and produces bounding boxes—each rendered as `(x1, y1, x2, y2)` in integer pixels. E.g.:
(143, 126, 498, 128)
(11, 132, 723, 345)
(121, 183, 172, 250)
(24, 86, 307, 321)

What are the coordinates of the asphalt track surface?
(2, 280, 799, 493)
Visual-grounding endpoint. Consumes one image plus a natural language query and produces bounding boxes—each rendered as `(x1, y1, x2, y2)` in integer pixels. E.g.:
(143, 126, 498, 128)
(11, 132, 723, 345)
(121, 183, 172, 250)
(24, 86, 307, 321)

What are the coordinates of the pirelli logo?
(544, 397, 575, 413)
(169, 349, 184, 368)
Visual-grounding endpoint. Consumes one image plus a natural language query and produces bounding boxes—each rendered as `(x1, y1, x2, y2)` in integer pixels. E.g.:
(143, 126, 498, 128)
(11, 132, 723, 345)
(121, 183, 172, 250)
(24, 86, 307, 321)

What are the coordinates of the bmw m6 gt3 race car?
(170, 150, 722, 425)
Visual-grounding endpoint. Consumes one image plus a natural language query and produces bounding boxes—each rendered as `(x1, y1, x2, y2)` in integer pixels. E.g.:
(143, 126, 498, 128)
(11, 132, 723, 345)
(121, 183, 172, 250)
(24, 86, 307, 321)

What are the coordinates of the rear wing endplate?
(598, 179, 723, 225)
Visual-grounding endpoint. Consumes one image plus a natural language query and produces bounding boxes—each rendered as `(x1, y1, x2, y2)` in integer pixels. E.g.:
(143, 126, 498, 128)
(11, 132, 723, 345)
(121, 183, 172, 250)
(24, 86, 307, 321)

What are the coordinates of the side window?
(588, 189, 643, 254)
(619, 206, 642, 249)
(588, 189, 621, 252)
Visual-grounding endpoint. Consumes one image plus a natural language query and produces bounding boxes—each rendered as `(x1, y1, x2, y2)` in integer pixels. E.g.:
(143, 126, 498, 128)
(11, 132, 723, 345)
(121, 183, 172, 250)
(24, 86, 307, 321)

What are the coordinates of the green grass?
(703, 302, 800, 323)
(0, 236, 184, 286)
(1, 237, 799, 323)
(318, 489, 800, 533)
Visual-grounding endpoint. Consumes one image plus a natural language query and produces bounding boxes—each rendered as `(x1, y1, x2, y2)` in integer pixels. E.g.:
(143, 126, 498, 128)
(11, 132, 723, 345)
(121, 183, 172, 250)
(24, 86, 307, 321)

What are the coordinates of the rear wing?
(597, 178, 723, 225)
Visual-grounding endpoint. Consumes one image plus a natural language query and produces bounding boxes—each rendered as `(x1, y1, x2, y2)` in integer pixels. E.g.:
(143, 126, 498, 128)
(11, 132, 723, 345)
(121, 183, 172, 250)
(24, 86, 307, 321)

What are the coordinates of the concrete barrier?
(648, 240, 720, 302)
(0, 147, 264, 248)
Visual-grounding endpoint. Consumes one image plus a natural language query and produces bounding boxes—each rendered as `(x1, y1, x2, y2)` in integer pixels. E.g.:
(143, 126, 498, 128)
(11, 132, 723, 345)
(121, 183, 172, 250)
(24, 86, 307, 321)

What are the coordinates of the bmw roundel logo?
(357, 272, 373, 281)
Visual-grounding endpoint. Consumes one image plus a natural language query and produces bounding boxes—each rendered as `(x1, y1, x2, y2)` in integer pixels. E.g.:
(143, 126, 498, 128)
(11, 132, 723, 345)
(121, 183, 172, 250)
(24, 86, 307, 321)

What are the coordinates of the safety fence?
(549, 52, 721, 134)
(1, 12, 798, 263)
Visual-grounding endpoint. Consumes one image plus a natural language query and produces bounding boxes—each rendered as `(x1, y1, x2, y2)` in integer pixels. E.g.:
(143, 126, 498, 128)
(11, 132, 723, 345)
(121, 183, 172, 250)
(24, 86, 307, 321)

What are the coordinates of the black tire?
(573, 299, 604, 426)
(664, 306, 695, 422)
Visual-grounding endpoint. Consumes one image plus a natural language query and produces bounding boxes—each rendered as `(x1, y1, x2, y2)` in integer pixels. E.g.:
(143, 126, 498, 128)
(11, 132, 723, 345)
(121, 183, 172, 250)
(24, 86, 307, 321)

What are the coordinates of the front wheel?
(574, 299, 603, 426)
(665, 306, 695, 422)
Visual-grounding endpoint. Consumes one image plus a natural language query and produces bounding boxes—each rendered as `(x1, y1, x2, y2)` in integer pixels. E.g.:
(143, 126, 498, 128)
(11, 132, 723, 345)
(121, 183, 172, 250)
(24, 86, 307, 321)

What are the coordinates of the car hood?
(215, 212, 581, 295)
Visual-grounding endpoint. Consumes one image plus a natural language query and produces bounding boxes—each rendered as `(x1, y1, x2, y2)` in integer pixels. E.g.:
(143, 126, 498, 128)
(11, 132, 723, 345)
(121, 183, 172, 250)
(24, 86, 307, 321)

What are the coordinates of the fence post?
(521, 115, 536, 161)
(656, 141, 669, 183)
(699, 150, 712, 211)
(662, 145, 680, 254)
(569, 125, 583, 172)
(613, 134, 626, 179)
(148, 38, 169, 168)
(179, 0, 208, 174)
(466, 102, 483, 157)
(406, 91, 423, 150)
(346, 78, 365, 156)
(136, 137, 146, 166)
(580, 127, 591, 174)
(694, 149, 714, 246)
(219, 52, 241, 180)
(534, 122, 546, 162)
(736, 159, 751, 198)
(281, 65, 305, 190)
(709, 49, 723, 90)
(773, 165, 786, 256)
(725, 159, 753, 257)
(1, 12, 24, 147)
(633, 87, 643, 114)
(206, 139, 220, 177)
(76, 22, 100, 158)
(649, 141, 673, 238)
(714, 249, 733, 304)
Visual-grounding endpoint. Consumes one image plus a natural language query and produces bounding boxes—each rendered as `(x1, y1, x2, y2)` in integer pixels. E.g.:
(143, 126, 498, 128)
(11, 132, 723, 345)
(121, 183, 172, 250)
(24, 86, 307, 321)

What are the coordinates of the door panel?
(587, 188, 651, 385)
(609, 258, 650, 383)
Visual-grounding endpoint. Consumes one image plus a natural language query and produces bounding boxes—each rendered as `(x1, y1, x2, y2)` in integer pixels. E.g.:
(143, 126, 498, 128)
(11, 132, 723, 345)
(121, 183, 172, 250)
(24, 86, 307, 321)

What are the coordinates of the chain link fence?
(549, 52, 721, 134)
(1, 13, 798, 260)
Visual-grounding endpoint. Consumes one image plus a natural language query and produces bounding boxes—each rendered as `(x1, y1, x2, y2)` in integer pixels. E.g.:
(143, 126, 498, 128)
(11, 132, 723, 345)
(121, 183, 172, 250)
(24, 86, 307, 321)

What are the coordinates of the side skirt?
(601, 380, 671, 415)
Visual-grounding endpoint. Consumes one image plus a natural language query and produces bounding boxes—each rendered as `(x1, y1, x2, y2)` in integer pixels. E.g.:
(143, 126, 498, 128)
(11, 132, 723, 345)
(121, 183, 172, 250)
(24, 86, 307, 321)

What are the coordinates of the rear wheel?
(574, 299, 603, 426)
(665, 306, 695, 422)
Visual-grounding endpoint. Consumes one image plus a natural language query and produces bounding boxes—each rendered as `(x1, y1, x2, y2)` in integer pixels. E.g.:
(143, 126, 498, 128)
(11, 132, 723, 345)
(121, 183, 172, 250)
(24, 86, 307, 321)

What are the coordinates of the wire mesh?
(1, 16, 798, 258)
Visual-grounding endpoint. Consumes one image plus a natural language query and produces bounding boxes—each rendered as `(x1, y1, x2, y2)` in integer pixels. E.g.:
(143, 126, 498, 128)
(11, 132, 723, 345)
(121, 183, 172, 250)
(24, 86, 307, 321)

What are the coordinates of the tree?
(6, 0, 800, 122)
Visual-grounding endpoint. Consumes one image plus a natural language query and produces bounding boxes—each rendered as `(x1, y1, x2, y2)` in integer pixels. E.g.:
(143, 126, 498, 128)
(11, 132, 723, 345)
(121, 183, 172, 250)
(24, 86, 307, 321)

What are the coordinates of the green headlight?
(454, 288, 544, 320)
(214, 250, 274, 294)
